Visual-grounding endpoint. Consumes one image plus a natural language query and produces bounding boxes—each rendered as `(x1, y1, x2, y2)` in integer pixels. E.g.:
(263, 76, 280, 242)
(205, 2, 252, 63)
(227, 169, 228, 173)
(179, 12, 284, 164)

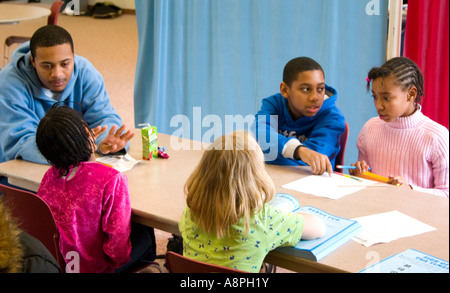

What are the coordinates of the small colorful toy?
(158, 146, 169, 159)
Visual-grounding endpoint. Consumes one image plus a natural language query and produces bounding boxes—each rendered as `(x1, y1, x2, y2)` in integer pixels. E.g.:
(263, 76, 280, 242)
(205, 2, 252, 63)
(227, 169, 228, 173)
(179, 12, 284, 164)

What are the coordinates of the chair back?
(5, 36, 31, 48)
(48, 1, 64, 25)
(165, 251, 247, 273)
(335, 121, 349, 171)
(0, 183, 66, 272)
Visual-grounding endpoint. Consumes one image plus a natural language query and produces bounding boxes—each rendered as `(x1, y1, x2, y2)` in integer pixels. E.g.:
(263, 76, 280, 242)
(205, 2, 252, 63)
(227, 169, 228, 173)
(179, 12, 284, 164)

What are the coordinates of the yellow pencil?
(358, 171, 402, 187)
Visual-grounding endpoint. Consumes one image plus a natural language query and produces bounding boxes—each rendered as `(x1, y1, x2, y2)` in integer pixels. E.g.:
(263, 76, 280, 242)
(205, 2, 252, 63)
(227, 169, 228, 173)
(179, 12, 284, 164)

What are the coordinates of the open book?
(269, 193, 362, 261)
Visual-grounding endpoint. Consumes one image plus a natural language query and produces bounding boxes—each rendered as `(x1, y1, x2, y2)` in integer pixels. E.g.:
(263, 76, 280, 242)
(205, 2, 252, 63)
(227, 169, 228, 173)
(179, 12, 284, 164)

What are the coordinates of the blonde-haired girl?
(179, 131, 325, 272)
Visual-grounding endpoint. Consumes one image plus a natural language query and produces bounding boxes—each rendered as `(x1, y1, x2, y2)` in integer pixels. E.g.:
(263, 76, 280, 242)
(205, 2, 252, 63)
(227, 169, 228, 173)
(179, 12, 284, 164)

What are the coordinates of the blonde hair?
(185, 131, 275, 239)
(0, 199, 24, 273)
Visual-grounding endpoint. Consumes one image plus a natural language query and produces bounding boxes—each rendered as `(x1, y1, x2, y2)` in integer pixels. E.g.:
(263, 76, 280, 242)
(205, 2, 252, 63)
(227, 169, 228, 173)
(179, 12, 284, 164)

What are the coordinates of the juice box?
(141, 124, 158, 160)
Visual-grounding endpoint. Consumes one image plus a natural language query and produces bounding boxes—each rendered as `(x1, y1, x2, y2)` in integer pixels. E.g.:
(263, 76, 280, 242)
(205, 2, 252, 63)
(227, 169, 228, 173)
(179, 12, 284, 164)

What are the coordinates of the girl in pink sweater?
(36, 104, 156, 272)
(351, 57, 449, 198)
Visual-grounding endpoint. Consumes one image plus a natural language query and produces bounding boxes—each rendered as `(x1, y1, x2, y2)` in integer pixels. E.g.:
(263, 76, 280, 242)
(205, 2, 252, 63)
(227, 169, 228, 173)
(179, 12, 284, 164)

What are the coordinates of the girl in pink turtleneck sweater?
(351, 57, 449, 198)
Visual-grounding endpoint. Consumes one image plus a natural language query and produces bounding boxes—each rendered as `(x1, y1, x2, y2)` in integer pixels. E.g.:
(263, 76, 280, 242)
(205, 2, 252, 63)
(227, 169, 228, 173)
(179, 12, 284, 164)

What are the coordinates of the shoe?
(85, 3, 123, 18)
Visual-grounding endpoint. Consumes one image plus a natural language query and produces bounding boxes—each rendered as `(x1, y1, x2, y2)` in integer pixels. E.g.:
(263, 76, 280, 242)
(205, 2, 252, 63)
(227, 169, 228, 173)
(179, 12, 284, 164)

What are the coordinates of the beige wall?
(88, 0, 135, 10)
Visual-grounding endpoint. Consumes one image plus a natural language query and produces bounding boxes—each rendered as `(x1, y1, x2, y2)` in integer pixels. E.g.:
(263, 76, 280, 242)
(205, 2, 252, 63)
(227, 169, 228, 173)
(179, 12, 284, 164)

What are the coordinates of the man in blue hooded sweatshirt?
(0, 25, 134, 167)
(253, 57, 345, 175)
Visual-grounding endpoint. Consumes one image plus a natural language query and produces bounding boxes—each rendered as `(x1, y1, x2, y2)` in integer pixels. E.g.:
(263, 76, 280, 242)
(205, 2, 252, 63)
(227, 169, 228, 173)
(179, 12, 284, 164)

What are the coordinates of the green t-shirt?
(179, 203, 304, 272)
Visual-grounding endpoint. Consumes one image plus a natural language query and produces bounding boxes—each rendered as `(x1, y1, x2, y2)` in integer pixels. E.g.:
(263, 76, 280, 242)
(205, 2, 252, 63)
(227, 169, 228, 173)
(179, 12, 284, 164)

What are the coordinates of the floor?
(1, 1, 293, 273)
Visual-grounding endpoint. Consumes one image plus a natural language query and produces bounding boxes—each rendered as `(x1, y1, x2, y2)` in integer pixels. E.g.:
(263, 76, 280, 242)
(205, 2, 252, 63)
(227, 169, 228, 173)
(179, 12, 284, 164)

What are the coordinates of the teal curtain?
(134, 0, 388, 164)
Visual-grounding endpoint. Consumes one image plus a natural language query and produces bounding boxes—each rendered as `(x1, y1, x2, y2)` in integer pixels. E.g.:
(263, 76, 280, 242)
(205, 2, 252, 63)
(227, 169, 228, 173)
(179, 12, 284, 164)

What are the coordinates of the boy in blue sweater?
(253, 57, 345, 175)
(0, 25, 133, 165)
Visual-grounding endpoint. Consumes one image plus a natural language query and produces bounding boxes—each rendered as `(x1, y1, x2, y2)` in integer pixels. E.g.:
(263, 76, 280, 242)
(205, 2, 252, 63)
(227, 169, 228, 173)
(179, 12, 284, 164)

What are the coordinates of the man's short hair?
(30, 25, 74, 58)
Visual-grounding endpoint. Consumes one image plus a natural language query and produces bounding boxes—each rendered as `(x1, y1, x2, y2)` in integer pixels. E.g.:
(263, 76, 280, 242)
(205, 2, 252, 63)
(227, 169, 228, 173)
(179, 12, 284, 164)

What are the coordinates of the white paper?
(352, 210, 436, 247)
(281, 173, 383, 200)
(96, 154, 140, 172)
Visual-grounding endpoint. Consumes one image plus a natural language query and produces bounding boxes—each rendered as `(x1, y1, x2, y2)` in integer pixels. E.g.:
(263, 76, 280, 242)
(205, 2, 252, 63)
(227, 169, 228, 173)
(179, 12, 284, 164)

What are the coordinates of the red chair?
(165, 251, 247, 273)
(3, 1, 64, 66)
(335, 122, 349, 171)
(0, 183, 66, 272)
(48, 0, 64, 25)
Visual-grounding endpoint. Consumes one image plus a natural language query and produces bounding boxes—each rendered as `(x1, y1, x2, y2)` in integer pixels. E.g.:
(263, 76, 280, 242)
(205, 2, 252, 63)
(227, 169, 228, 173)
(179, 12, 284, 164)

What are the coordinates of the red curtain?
(403, 0, 449, 129)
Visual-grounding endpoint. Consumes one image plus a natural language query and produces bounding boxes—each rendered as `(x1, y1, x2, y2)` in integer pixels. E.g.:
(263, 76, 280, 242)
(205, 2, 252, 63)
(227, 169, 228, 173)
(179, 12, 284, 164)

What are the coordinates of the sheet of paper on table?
(281, 172, 385, 200)
(96, 154, 140, 172)
(352, 210, 436, 247)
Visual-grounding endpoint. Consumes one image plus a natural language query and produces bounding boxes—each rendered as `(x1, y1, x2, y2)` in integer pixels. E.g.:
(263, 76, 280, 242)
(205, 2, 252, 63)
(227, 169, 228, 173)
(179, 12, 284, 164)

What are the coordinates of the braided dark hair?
(366, 57, 424, 104)
(36, 103, 95, 176)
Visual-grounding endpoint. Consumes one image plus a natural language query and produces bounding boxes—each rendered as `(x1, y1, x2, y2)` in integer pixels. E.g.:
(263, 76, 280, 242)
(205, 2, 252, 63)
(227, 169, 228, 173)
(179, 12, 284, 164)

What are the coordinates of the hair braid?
(36, 104, 95, 176)
(367, 57, 424, 104)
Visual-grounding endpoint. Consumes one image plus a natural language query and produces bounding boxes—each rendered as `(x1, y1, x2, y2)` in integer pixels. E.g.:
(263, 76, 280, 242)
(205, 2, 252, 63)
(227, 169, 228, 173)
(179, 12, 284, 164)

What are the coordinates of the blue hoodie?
(253, 85, 345, 167)
(0, 42, 124, 164)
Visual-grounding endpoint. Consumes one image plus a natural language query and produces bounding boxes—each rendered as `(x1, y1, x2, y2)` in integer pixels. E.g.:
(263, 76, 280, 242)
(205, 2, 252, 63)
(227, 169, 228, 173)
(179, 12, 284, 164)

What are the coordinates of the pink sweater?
(38, 162, 132, 272)
(357, 109, 449, 198)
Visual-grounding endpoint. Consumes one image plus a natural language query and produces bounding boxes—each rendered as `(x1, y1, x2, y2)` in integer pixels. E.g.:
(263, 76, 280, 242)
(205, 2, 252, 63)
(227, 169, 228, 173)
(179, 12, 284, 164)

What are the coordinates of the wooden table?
(0, 130, 448, 273)
(0, 132, 206, 235)
(0, 3, 50, 25)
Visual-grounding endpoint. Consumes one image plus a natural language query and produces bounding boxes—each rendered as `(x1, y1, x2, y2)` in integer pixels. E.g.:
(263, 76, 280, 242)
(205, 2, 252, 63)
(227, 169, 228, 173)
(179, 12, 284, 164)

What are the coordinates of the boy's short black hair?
(36, 103, 94, 176)
(283, 57, 325, 87)
(30, 25, 74, 58)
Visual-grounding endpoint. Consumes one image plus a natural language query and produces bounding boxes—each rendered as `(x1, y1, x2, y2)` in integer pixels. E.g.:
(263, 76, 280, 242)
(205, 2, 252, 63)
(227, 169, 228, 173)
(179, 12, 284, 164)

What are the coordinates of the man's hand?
(297, 146, 333, 175)
(91, 125, 107, 140)
(98, 124, 135, 155)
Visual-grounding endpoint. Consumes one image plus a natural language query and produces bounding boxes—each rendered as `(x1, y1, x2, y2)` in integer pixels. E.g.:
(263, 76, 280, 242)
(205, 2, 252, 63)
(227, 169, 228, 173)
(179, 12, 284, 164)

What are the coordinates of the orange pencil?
(358, 171, 401, 187)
